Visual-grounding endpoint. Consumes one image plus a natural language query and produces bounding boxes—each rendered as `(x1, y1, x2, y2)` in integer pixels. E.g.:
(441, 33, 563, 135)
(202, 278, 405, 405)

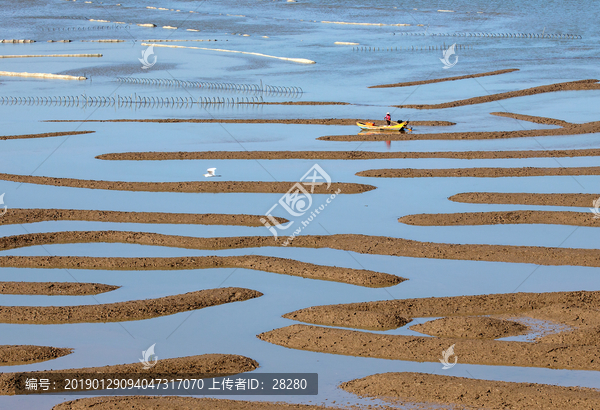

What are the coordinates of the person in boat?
(384, 112, 391, 125)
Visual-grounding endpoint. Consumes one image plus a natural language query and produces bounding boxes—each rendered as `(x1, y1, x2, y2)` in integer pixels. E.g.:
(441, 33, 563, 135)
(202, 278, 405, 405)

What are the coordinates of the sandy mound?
(1, 354, 258, 395)
(48, 118, 455, 126)
(258, 324, 600, 371)
(98, 147, 600, 161)
(369, 68, 519, 88)
(0, 255, 404, 288)
(0, 287, 261, 324)
(395, 79, 600, 109)
(399, 210, 600, 227)
(2, 230, 600, 268)
(357, 166, 600, 178)
(53, 397, 330, 410)
(319, 115, 600, 141)
(450, 192, 597, 207)
(0, 282, 118, 295)
(340, 372, 600, 410)
(0, 173, 374, 194)
(410, 316, 528, 339)
(0, 131, 94, 140)
(1, 208, 288, 227)
(0, 345, 72, 366)
(283, 290, 600, 329)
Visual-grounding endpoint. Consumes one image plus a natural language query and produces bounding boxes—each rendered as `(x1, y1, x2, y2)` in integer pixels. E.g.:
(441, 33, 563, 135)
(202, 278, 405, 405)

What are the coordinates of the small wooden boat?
(357, 121, 408, 131)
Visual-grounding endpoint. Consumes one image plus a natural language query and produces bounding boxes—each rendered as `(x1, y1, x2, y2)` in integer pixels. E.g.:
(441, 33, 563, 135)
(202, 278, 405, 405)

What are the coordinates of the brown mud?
(53, 397, 332, 410)
(319, 113, 600, 141)
(1, 354, 258, 395)
(0, 173, 374, 194)
(409, 316, 529, 339)
(3, 230, 600, 268)
(282, 290, 600, 330)
(0, 255, 403, 288)
(0, 287, 261, 324)
(490, 111, 572, 127)
(258, 323, 600, 370)
(357, 166, 600, 178)
(399, 210, 600, 227)
(394, 79, 600, 109)
(98, 147, 600, 161)
(450, 192, 598, 207)
(369, 68, 519, 88)
(1, 208, 288, 227)
(47, 118, 455, 126)
(0, 131, 94, 140)
(340, 372, 600, 410)
(0, 282, 118, 295)
(0, 345, 72, 366)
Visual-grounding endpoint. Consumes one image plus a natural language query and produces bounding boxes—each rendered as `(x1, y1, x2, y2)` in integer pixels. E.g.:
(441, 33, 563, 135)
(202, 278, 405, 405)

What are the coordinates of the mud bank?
(0, 345, 72, 366)
(0, 173, 374, 194)
(3, 230, 600, 268)
(409, 316, 528, 339)
(369, 68, 519, 88)
(0, 255, 403, 288)
(1, 208, 288, 227)
(0, 287, 261, 324)
(53, 397, 331, 410)
(48, 118, 455, 126)
(0, 131, 94, 140)
(319, 118, 600, 141)
(282, 290, 600, 330)
(357, 166, 600, 178)
(258, 323, 600, 370)
(394, 79, 600, 109)
(0, 282, 118, 295)
(450, 192, 598, 207)
(399, 210, 600, 227)
(98, 147, 600, 161)
(1, 354, 258, 395)
(340, 372, 600, 410)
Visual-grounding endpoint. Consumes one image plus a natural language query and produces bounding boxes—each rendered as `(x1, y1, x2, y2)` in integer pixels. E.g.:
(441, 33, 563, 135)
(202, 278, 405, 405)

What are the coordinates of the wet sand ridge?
(0, 255, 403, 288)
(394, 79, 600, 109)
(1, 208, 288, 227)
(3, 230, 600, 268)
(0, 173, 373, 194)
(340, 372, 600, 410)
(369, 68, 519, 88)
(0, 345, 72, 366)
(1, 354, 258, 395)
(98, 147, 600, 161)
(399, 210, 600, 227)
(0, 282, 118, 295)
(0, 287, 261, 324)
(450, 192, 599, 207)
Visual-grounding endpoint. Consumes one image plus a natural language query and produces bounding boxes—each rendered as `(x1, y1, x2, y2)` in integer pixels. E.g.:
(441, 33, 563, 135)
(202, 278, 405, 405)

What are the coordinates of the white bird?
(204, 168, 218, 177)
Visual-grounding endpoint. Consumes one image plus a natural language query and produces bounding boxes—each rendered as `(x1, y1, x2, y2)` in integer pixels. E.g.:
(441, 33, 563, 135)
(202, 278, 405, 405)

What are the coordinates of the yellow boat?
(357, 121, 408, 131)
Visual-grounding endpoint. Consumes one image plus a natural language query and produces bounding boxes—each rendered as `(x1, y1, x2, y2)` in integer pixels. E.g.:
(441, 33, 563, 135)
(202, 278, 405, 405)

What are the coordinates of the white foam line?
(0, 71, 86, 80)
(334, 42, 359, 45)
(322, 21, 410, 26)
(142, 43, 316, 64)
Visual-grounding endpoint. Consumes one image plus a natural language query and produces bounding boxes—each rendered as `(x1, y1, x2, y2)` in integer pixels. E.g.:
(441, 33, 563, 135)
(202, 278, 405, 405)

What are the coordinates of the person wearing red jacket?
(384, 112, 391, 125)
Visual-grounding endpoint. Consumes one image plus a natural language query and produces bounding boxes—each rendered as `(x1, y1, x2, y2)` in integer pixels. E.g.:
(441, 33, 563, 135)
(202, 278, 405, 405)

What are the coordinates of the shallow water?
(1, 0, 600, 408)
